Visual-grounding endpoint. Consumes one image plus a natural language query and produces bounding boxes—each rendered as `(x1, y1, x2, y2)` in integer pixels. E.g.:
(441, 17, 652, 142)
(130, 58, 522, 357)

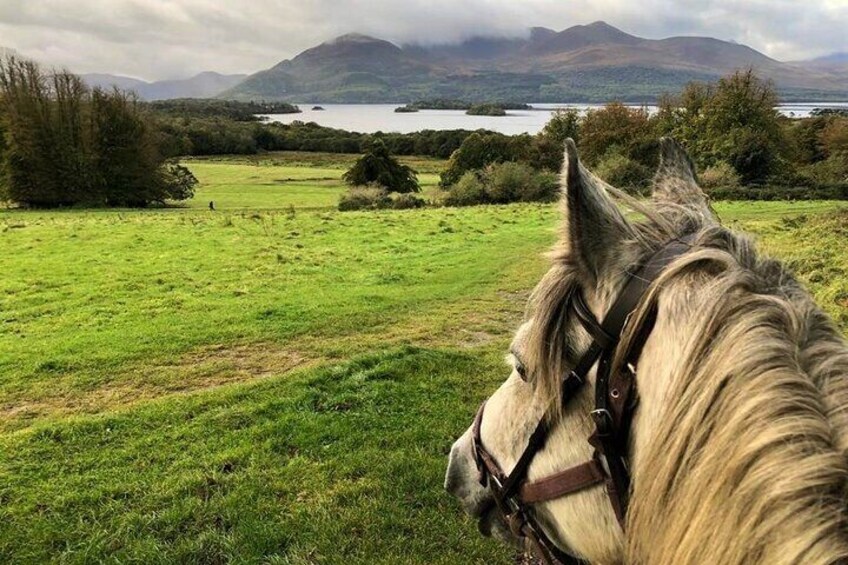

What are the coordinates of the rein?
(471, 236, 695, 564)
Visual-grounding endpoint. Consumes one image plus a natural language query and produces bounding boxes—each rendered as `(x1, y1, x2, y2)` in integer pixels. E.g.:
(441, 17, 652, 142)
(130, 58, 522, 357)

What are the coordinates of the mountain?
(222, 22, 848, 103)
(812, 53, 848, 64)
(82, 73, 150, 92)
(229, 33, 436, 101)
(82, 71, 247, 100)
(801, 52, 848, 75)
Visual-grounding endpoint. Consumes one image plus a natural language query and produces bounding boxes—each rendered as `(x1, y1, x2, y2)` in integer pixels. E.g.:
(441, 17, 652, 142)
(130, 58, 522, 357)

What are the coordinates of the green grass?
(1, 155, 847, 563)
(183, 152, 444, 210)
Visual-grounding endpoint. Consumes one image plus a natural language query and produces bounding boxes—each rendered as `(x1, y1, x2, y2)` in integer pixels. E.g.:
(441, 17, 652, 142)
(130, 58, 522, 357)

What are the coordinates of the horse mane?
(524, 192, 848, 563)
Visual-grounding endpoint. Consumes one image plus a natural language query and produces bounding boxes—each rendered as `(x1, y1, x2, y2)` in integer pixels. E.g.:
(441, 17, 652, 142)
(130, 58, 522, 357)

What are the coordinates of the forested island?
(394, 99, 531, 113)
(147, 99, 300, 121)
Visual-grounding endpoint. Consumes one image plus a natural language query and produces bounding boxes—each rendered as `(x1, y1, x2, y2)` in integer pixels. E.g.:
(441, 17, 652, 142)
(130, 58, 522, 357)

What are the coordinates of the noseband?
(471, 236, 695, 564)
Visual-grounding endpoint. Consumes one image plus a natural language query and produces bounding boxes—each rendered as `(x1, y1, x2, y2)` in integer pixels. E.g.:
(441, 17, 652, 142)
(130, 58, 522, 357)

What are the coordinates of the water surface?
(261, 102, 848, 136)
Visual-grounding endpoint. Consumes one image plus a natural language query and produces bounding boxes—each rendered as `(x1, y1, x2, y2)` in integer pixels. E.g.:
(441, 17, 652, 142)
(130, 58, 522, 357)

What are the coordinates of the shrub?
(594, 149, 651, 191)
(484, 161, 535, 203)
(800, 152, 848, 187)
(521, 171, 560, 203)
(338, 186, 426, 211)
(390, 193, 426, 209)
(821, 119, 848, 156)
(337, 186, 391, 211)
(443, 163, 560, 206)
(443, 171, 488, 206)
(699, 161, 741, 190)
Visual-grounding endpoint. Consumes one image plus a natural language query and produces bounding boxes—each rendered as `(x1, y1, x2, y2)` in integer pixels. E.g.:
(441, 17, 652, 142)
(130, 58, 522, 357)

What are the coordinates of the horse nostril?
(444, 468, 460, 495)
(445, 449, 464, 496)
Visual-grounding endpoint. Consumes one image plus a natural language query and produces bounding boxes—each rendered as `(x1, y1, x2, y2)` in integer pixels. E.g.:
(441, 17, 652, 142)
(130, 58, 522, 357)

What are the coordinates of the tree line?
(154, 117, 479, 160)
(438, 70, 848, 203)
(0, 58, 196, 207)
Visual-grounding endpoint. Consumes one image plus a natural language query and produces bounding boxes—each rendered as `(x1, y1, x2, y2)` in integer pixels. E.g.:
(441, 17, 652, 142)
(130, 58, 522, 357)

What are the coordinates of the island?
(466, 103, 508, 116)
(312, 106, 325, 111)
(394, 99, 531, 113)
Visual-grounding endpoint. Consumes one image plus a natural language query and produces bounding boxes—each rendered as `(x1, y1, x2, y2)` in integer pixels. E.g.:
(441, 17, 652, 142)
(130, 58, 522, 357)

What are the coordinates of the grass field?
(1, 154, 847, 563)
(182, 152, 445, 210)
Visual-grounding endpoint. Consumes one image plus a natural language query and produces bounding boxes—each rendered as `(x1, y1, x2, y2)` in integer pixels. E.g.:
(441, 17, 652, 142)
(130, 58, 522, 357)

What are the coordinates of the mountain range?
(222, 22, 848, 103)
(3, 23, 848, 103)
(81, 71, 247, 101)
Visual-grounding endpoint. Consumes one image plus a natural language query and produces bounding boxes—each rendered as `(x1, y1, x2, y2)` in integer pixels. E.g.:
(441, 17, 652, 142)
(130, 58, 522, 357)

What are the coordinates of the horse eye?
(513, 356, 528, 381)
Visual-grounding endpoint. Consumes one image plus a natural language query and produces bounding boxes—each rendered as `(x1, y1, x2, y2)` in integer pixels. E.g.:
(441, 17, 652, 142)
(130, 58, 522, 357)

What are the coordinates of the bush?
(594, 149, 652, 191)
(338, 186, 426, 211)
(390, 193, 426, 209)
(800, 152, 848, 187)
(521, 171, 560, 203)
(337, 186, 391, 211)
(700, 161, 741, 190)
(443, 163, 559, 206)
(821, 120, 848, 156)
(484, 161, 535, 203)
(443, 171, 488, 206)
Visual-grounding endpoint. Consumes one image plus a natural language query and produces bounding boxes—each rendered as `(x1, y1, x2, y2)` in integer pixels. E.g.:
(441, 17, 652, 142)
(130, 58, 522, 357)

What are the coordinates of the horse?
(445, 138, 848, 564)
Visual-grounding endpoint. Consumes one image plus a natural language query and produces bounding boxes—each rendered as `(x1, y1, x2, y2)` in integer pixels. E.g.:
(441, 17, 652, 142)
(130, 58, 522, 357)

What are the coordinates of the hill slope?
(222, 22, 848, 103)
(82, 72, 247, 100)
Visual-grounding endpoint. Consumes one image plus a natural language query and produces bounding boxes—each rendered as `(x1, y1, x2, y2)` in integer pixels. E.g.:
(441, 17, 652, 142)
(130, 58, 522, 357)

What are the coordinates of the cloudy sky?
(0, 0, 846, 81)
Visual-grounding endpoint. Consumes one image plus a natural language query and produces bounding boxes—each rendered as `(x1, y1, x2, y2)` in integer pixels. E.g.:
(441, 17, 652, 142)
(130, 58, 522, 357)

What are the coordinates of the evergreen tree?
(343, 139, 419, 193)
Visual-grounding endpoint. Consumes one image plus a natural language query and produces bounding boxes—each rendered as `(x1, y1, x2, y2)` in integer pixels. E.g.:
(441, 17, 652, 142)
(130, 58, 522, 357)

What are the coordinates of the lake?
(261, 102, 848, 135)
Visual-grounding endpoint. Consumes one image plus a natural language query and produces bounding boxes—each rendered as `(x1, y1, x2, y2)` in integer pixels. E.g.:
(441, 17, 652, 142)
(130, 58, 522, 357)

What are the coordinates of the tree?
(658, 70, 785, 183)
(541, 108, 580, 146)
(342, 138, 419, 193)
(0, 57, 195, 207)
(701, 70, 783, 183)
(0, 58, 69, 206)
(91, 88, 163, 206)
(439, 132, 524, 187)
(578, 103, 656, 168)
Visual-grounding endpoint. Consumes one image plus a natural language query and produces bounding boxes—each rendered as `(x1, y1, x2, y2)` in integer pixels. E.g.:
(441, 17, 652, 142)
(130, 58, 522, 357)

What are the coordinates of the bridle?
(471, 235, 695, 564)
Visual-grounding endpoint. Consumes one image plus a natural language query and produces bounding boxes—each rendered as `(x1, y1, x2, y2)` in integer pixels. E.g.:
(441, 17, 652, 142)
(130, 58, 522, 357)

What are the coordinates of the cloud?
(0, 0, 844, 80)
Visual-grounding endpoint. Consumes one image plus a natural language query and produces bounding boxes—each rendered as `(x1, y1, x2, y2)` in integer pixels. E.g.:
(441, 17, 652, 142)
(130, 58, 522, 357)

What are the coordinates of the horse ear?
(652, 137, 709, 210)
(562, 139, 635, 283)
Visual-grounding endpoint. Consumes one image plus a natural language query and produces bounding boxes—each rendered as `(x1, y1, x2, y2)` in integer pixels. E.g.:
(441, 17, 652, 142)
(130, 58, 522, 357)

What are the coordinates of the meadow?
(1, 153, 847, 563)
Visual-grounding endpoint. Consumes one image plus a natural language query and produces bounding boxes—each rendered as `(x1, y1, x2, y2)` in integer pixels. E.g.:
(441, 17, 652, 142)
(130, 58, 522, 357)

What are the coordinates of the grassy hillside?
(1, 157, 846, 563)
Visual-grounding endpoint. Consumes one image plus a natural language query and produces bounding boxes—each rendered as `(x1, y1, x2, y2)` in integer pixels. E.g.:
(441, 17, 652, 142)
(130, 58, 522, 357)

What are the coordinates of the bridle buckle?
(591, 408, 614, 436)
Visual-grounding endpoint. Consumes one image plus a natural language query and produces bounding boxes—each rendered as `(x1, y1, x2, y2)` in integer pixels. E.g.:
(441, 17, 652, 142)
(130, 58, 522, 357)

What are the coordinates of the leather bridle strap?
(587, 236, 696, 522)
(470, 235, 696, 565)
(519, 456, 606, 504)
